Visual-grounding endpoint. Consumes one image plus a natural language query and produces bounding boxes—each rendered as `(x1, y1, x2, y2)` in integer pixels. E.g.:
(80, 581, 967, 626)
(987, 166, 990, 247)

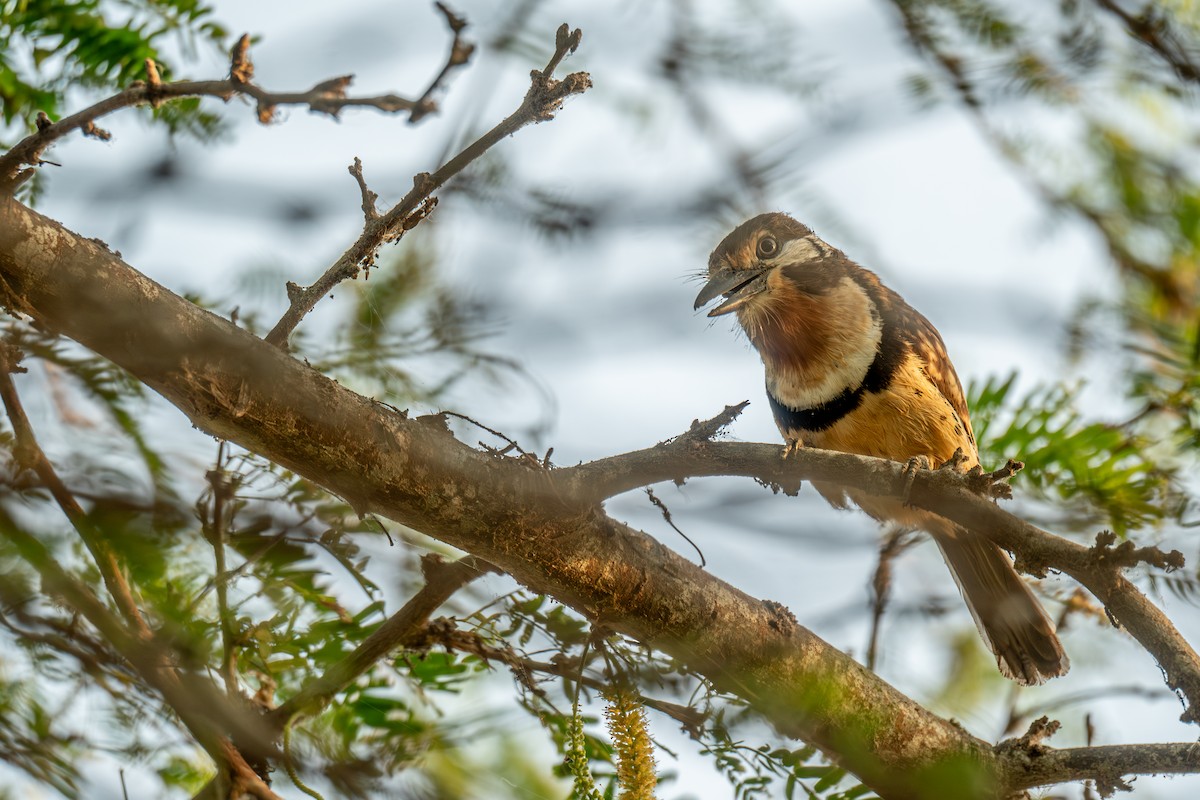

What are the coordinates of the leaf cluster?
(700, 712, 876, 800)
(0, 0, 227, 128)
(970, 372, 1180, 534)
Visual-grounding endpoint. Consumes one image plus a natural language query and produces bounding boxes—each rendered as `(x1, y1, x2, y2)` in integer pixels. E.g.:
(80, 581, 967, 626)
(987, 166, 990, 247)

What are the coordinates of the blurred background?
(4, 0, 1199, 797)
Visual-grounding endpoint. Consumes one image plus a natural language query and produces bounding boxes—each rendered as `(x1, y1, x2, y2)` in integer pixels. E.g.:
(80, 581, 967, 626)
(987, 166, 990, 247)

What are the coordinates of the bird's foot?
(900, 455, 930, 506)
(937, 447, 969, 472)
(781, 435, 805, 459)
(967, 458, 1025, 499)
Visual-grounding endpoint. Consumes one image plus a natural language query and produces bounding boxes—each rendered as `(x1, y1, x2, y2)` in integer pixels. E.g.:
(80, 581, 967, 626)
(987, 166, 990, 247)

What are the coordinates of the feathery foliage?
(970, 372, 1180, 534)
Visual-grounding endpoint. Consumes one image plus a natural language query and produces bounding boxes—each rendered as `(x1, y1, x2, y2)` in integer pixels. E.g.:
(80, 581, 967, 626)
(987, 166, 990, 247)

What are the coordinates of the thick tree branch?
(1, 195, 1195, 797)
(1002, 736, 1200, 795)
(0, 196, 996, 799)
(262, 23, 589, 348)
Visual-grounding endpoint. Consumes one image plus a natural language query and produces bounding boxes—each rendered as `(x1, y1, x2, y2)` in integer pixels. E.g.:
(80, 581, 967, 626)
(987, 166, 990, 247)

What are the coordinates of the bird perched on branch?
(693, 212, 1068, 685)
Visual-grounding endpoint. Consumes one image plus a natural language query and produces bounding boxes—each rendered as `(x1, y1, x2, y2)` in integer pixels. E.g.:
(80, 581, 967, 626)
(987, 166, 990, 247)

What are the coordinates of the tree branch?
(866, 528, 919, 672)
(0, 343, 151, 640)
(0, 6, 475, 190)
(0, 501, 278, 776)
(558, 433, 1200, 724)
(1092, 0, 1200, 84)
(266, 553, 494, 729)
(408, 2, 476, 123)
(262, 23, 590, 348)
(3, 195, 1198, 797)
(1000, 729, 1200, 795)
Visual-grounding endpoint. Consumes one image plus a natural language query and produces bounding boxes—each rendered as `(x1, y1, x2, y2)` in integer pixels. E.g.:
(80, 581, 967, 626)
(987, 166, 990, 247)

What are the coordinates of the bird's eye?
(756, 236, 779, 259)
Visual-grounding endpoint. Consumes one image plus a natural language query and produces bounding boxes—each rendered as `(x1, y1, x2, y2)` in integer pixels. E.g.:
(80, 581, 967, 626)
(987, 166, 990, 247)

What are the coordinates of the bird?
(693, 211, 1069, 685)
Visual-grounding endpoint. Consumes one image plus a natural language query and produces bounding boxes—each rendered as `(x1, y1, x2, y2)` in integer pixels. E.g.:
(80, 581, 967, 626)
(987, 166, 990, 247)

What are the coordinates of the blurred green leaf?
(971, 372, 1178, 533)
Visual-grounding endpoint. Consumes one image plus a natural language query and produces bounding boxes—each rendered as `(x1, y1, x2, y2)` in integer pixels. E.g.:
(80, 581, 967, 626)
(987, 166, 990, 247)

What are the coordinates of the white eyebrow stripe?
(777, 234, 827, 264)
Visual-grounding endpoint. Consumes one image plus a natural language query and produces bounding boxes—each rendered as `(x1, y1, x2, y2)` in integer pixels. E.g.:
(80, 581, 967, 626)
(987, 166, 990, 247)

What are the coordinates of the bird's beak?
(693, 267, 769, 317)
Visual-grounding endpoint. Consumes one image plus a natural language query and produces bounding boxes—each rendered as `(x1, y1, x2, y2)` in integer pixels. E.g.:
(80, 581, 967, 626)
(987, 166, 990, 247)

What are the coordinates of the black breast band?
(766, 276, 909, 434)
(767, 382, 867, 433)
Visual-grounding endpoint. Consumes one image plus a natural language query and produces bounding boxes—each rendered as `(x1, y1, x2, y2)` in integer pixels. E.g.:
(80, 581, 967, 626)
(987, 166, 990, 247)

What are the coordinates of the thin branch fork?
(0, 4, 476, 190)
(262, 22, 590, 348)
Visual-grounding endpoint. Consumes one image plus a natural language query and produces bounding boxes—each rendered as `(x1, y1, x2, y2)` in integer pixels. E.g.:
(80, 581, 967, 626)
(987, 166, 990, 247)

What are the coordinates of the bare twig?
(0, 9, 474, 190)
(444, 410, 544, 467)
(646, 487, 705, 567)
(1012, 715, 1062, 751)
(677, 400, 750, 443)
(407, 2, 476, 123)
(348, 158, 380, 222)
(1090, 529, 1186, 571)
(866, 528, 919, 671)
(263, 23, 590, 348)
(963, 457, 1024, 500)
(204, 442, 241, 696)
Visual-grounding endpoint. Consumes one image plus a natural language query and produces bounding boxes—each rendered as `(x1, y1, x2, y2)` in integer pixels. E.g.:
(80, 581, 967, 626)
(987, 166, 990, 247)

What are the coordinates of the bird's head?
(694, 212, 841, 318)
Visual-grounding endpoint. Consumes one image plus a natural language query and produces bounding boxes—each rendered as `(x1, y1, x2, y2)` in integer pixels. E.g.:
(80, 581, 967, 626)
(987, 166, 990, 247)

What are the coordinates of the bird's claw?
(900, 455, 930, 506)
(937, 447, 969, 472)
(781, 436, 805, 459)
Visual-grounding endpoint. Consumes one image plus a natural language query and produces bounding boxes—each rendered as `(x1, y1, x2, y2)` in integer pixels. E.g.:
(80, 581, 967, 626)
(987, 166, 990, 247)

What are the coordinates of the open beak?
(693, 267, 769, 317)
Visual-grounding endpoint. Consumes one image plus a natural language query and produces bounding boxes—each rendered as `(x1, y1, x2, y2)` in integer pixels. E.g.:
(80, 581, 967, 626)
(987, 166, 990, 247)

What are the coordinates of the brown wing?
(878, 284, 977, 451)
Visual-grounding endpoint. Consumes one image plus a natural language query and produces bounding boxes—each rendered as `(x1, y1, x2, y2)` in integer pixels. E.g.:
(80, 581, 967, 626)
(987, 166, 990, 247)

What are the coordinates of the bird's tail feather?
(930, 521, 1069, 685)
